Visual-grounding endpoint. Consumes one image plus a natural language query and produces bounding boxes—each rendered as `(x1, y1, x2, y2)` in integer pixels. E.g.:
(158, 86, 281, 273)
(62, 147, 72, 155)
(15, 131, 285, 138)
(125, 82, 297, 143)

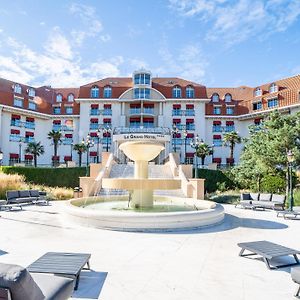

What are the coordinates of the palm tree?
(195, 142, 214, 166)
(223, 131, 241, 164)
(73, 143, 87, 167)
(25, 142, 45, 167)
(47, 130, 62, 159)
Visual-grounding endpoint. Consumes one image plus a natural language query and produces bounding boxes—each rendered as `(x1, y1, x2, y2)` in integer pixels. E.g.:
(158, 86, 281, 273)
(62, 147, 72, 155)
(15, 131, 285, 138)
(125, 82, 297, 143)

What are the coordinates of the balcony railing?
(101, 138, 112, 144)
(172, 110, 195, 116)
(113, 127, 171, 135)
(186, 124, 195, 130)
(63, 138, 73, 145)
(143, 108, 154, 115)
(24, 122, 35, 129)
(103, 109, 112, 115)
(10, 120, 22, 127)
(212, 126, 235, 132)
(172, 110, 183, 116)
(25, 137, 35, 143)
(89, 109, 112, 116)
(90, 123, 99, 130)
(52, 125, 74, 131)
(129, 108, 141, 115)
(185, 110, 195, 116)
(172, 139, 182, 145)
(9, 135, 21, 142)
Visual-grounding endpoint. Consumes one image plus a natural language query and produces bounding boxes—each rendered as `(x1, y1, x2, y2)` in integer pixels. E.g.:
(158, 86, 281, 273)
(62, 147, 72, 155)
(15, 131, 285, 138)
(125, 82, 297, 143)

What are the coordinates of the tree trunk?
(34, 154, 37, 167)
(230, 142, 234, 160)
(201, 156, 205, 166)
(54, 141, 58, 157)
(79, 153, 82, 167)
(286, 162, 290, 201)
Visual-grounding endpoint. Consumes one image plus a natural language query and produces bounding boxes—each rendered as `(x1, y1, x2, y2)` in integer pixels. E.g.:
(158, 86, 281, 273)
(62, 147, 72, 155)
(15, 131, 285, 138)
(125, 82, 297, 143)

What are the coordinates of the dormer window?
(28, 87, 35, 97)
(225, 93, 232, 102)
(14, 84, 22, 94)
(90, 86, 100, 98)
(186, 86, 194, 98)
(67, 93, 74, 102)
(134, 73, 151, 85)
(269, 83, 278, 93)
(172, 86, 182, 98)
(56, 94, 63, 102)
(104, 86, 112, 98)
(212, 93, 219, 102)
(254, 87, 262, 97)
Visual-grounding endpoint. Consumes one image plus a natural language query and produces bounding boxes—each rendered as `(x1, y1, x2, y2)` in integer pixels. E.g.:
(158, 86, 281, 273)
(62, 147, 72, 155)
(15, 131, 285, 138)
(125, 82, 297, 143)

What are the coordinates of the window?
(186, 86, 194, 98)
(172, 86, 182, 98)
(104, 86, 112, 98)
(134, 73, 151, 85)
(226, 107, 234, 115)
(213, 135, 222, 147)
(225, 121, 235, 132)
(28, 88, 35, 97)
(212, 93, 219, 102)
(213, 121, 222, 132)
(225, 93, 232, 102)
(90, 86, 100, 98)
(28, 102, 37, 110)
(134, 88, 150, 99)
(253, 101, 262, 111)
(65, 107, 73, 114)
(56, 94, 63, 102)
(14, 84, 22, 94)
(67, 94, 74, 102)
(53, 107, 61, 114)
(213, 106, 221, 115)
(267, 98, 278, 108)
(269, 83, 278, 93)
(13, 97, 23, 107)
(254, 87, 262, 97)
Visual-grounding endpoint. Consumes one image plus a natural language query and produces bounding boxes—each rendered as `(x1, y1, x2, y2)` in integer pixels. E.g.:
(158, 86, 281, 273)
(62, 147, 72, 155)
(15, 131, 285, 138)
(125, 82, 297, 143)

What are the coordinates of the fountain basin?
(102, 178, 181, 190)
(64, 196, 225, 231)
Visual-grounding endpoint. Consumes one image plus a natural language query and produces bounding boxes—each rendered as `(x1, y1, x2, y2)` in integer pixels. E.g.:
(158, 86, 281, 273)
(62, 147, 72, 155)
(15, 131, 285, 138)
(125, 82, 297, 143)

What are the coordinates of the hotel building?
(0, 70, 299, 167)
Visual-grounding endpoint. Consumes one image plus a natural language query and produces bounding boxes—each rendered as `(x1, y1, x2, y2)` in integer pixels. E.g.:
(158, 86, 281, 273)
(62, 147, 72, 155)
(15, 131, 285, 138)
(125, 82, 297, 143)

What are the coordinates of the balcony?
(143, 108, 154, 115)
(143, 123, 154, 128)
(172, 110, 182, 116)
(129, 108, 141, 115)
(24, 122, 35, 129)
(185, 110, 195, 116)
(25, 137, 35, 143)
(90, 109, 100, 115)
(129, 123, 141, 128)
(224, 126, 235, 132)
(52, 125, 62, 131)
(9, 135, 21, 142)
(212, 126, 235, 132)
(101, 138, 112, 144)
(114, 127, 170, 135)
(90, 123, 99, 130)
(186, 124, 195, 130)
(63, 138, 73, 145)
(212, 125, 222, 132)
(10, 120, 22, 127)
(172, 139, 182, 145)
(213, 140, 223, 147)
(103, 109, 112, 115)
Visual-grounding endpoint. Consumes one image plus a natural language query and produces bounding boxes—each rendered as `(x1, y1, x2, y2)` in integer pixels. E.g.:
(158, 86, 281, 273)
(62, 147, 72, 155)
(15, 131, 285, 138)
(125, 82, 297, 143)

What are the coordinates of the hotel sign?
(113, 133, 170, 142)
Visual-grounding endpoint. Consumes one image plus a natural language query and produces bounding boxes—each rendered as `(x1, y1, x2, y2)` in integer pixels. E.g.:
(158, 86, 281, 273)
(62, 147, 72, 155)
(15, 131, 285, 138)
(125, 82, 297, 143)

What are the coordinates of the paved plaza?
(0, 202, 299, 300)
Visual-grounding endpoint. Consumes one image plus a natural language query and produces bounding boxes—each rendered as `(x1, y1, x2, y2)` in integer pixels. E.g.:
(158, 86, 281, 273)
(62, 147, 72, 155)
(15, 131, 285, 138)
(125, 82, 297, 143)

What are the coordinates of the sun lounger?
(238, 240, 300, 269)
(0, 263, 74, 300)
(291, 267, 300, 297)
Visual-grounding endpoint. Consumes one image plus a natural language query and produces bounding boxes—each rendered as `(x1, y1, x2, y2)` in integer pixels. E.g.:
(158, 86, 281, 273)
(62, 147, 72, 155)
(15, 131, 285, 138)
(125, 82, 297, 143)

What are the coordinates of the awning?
(185, 153, 194, 157)
(187, 133, 194, 138)
(64, 156, 72, 161)
(25, 131, 34, 137)
(144, 103, 154, 108)
(103, 118, 111, 123)
(172, 119, 181, 123)
(213, 158, 222, 163)
(174, 133, 181, 138)
(90, 118, 98, 123)
(130, 103, 141, 108)
(173, 104, 181, 109)
(25, 154, 33, 160)
(11, 129, 20, 134)
(213, 135, 222, 139)
(90, 151, 97, 156)
(213, 121, 221, 125)
(226, 121, 234, 125)
(10, 153, 19, 159)
(65, 134, 73, 138)
(143, 117, 154, 122)
(186, 104, 194, 109)
(103, 132, 111, 137)
(11, 114, 21, 119)
(26, 117, 34, 122)
(89, 132, 98, 137)
(53, 120, 61, 124)
(104, 104, 111, 109)
(91, 104, 99, 109)
(186, 119, 194, 123)
(254, 118, 262, 123)
(130, 117, 141, 121)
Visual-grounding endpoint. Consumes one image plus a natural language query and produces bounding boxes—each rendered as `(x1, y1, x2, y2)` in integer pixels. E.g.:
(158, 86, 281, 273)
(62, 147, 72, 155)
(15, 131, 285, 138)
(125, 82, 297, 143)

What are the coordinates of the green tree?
(47, 130, 62, 158)
(223, 131, 241, 163)
(73, 143, 87, 167)
(25, 142, 45, 167)
(195, 142, 213, 166)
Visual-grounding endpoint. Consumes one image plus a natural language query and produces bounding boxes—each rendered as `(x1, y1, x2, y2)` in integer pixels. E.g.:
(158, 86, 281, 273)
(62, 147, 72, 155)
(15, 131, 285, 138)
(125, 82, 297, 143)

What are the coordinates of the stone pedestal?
(189, 179, 205, 200)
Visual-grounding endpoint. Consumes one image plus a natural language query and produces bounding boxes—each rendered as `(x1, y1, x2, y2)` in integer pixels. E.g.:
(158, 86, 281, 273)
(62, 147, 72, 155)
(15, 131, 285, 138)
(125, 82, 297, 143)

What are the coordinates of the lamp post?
(103, 126, 111, 152)
(190, 135, 201, 178)
(182, 129, 187, 164)
(287, 150, 295, 212)
(171, 123, 179, 153)
(18, 140, 22, 163)
(70, 143, 73, 161)
(82, 134, 94, 176)
(97, 129, 101, 163)
(0, 150, 3, 166)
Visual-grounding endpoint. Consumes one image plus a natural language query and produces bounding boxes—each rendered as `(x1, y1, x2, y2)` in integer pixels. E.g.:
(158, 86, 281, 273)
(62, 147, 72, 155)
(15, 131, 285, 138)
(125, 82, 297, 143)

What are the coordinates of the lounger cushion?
(241, 193, 251, 200)
(0, 263, 44, 300)
(272, 194, 285, 204)
(6, 191, 19, 200)
(291, 266, 300, 284)
(18, 190, 31, 198)
(250, 193, 259, 201)
(259, 193, 272, 201)
(30, 190, 40, 197)
(8, 197, 32, 204)
(31, 273, 74, 300)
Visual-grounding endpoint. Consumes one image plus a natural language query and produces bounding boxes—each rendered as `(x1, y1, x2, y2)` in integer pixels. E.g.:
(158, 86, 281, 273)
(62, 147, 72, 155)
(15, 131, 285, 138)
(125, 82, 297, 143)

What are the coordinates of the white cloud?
(169, 0, 300, 45)
(100, 34, 111, 43)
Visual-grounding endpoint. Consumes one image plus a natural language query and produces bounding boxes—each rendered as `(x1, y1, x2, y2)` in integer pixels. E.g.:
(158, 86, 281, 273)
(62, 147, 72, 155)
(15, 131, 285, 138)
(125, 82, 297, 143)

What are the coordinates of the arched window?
(90, 86, 100, 98)
(225, 93, 232, 102)
(28, 87, 35, 97)
(56, 94, 62, 102)
(172, 85, 182, 98)
(186, 86, 194, 98)
(14, 84, 22, 94)
(211, 93, 219, 102)
(104, 86, 112, 98)
(269, 83, 278, 93)
(254, 87, 262, 97)
(67, 93, 74, 102)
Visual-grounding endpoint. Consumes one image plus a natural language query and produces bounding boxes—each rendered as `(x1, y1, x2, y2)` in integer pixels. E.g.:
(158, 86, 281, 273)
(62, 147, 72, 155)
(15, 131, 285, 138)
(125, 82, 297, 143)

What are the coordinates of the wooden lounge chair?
(238, 240, 300, 269)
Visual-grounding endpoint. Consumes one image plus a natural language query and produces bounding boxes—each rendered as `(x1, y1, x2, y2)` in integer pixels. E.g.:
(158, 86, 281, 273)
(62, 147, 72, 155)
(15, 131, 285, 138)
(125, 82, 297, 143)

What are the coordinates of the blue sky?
(0, 0, 300, 88)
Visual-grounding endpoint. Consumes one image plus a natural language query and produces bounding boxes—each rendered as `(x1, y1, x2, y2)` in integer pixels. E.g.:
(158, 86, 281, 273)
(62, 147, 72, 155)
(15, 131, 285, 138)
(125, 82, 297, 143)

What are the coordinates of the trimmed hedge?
(193, 168, 236, 193)
(260, 174, 286, 193)
(0, 166, 87, 188)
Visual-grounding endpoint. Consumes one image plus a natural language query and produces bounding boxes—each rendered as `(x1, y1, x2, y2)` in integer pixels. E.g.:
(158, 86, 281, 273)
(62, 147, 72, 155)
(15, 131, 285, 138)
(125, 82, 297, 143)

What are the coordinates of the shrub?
(260, 174, 286, 193)
(0, 173, 26, 199)
(193, 168, 236, 193)
(0, 167, 86, 188)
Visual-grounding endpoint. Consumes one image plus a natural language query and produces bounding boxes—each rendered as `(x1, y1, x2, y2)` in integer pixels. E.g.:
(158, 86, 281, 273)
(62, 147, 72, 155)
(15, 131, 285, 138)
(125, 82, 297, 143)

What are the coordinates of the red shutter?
(254, 118, 262, 124)
(213, 135, 221, 139)
(144, 103, 154, 108)
(91, 104, 99, 109)
(226, 121, 234, 125)
(173, 119, 181, 123)
(90, 118, 98, 123)
(143, 117, 154, 122)
(10, 153, 19, 159)
(25, 131, 34, 137)
(64, 156, 72, 161)
(103, 132, 111, 137)
(103, 118, 111, 123)
(186, 153, 194, 157)
(89, 151, 97, 156)
(187, 133, 194, 138)
(65, 134, 73, 138)
(52, 155, 60, 160)
(130, 117, 140, 121)
(186, 104, 194, 109)
(26, 117, 34, 122)
(174, 133, 181, 138)
(11, 114, 21, 119)
(25, 154, 33, 160)
(186, 119, 194, 123)
(11, 129, 20, 134)
(213, 121, 221, 125)
(104, 104, 111, 109)
(53, 120, 61, 124)
(89, 132, 98, 137)
(130, 103, 140, 108)
(173, 104, 181, 109)
(213, 158, 222, 163)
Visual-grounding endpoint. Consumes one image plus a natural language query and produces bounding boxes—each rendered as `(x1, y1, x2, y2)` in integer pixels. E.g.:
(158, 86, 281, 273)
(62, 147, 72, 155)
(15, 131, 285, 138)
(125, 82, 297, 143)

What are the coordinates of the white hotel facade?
(0, 70, 300, 167)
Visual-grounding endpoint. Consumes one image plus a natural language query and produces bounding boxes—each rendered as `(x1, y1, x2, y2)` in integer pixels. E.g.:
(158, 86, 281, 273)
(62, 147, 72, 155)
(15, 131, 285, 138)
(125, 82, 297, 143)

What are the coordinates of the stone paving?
(0, 202, 299, 300)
